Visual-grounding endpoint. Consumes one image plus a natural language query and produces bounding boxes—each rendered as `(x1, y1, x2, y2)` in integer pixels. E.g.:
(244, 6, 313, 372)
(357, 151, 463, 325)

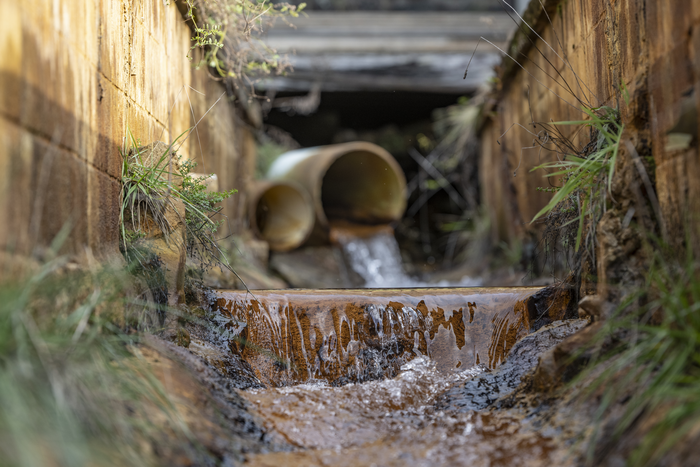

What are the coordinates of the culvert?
(247, 181, 315, 252)
(267, 142, 407, 240)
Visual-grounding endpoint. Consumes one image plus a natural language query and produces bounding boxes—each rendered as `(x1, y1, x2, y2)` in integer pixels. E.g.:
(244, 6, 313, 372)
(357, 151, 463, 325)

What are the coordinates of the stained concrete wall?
(479, 0, 700, 252)
(0, 0, 253, 262)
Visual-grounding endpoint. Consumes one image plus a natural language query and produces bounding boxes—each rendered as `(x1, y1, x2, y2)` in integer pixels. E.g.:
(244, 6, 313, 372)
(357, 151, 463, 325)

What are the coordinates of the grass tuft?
(119, 129, 237, 275)
(574, 241, 700, 466)
(531, 105, 624, 254)
(0, 257, 189, 466)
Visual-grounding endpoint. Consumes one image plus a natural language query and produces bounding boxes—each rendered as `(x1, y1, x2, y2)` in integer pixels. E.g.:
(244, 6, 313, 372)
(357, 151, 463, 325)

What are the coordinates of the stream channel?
(193, 231, 582, 465)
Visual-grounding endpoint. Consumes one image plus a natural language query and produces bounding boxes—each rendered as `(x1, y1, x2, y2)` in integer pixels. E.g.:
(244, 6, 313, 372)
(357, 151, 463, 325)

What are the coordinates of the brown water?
(212, 287, 541, 387)
(242, 356, 567, 466)
(208, 287, 572, 466)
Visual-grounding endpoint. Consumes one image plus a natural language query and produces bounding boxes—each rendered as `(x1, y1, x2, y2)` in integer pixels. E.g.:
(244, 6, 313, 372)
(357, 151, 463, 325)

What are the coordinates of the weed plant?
(183, 0, 305, 90)
(0, 256, 188, 466)
(119, 130, 237, 273)
(119, 134, 184, 253)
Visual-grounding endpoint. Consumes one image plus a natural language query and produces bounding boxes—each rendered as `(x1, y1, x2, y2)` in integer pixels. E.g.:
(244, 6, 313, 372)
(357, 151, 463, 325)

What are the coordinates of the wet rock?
(526, 281, 578, 331)
(244, 357, 570, 467)
(187, 337, 265, 390)
(214, 287, 541, 386)
(437, 319, 588, 412)
(185, 309, 266, 390)
(529, 321, 603, 393)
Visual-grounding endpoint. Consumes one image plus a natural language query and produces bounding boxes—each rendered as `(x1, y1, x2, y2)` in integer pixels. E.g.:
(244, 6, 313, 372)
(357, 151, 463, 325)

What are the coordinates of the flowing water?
(242, 356, 567, 466)
(330, 223, 479, 288)
(205, 230, 573, 465)
(212, 287, 540, 387)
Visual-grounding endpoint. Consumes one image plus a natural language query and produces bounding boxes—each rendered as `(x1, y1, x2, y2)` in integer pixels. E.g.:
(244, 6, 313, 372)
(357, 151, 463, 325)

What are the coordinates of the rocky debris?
(577, 294, 616, 323)
(186, 320, 266, 391)
(522, 295, 618, 395)
(186, 337, 264, 390)
(528, 321, 604, 394)
(436, 319, 588, 412)
(176, 291, 266, 390)
(202, 235, 288, 290)
(204, 260, 288, 290)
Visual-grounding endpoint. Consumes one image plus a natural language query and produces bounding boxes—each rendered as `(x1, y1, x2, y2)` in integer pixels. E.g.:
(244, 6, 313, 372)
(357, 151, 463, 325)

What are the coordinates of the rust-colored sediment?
(212, 287, 541, 387)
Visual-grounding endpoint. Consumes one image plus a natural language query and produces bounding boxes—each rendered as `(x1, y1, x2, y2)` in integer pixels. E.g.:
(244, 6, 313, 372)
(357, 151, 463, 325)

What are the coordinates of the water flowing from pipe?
(331, 224, 479, 288)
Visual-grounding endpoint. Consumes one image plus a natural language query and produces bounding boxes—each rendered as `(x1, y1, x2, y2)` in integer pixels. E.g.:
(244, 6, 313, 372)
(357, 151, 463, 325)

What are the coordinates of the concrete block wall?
(479, 0, 700, 251)
(0, 0, 253, 262)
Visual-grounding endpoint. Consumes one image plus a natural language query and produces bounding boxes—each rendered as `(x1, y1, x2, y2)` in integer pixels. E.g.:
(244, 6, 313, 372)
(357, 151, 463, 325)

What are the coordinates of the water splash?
(244, 357, 485, 449)
(243, 356, 567, 466)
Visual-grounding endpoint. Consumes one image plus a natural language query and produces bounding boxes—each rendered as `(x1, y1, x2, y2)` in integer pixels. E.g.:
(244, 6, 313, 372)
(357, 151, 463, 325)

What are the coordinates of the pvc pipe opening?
(266, 142, 407, 243)
(249, 182, 314, 252)
(321, 150, 405, 224)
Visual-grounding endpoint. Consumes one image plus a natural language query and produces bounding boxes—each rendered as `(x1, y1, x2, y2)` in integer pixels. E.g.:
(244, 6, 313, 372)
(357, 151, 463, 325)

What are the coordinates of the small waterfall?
(331, 224, 480, 288)
(212, 287, 540, 387)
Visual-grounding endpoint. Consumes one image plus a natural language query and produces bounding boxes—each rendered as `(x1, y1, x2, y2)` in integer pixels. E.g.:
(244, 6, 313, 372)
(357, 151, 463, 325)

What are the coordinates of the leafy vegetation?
(177, 158, 238, 267)
(119, 133, 183, 255)
(119, 130, 236, 273)
(531, 105, 624, 253)
(183, 0, 305, 89)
